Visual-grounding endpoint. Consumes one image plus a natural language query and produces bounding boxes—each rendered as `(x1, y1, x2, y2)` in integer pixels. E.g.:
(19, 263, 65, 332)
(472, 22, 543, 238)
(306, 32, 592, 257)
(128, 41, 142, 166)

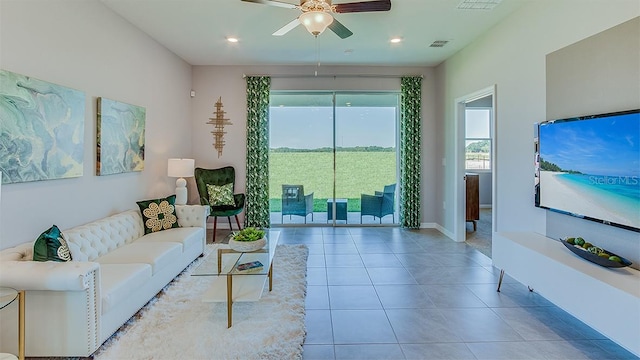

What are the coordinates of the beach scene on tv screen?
(538, 112, 640, 230)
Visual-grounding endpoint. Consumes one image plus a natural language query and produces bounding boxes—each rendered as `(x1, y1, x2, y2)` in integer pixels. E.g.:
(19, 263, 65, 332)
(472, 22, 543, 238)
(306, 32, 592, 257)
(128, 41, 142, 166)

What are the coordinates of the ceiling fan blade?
(273, 18, 301, 36)
(241, 0, 297, 10)
(328, 18, 353, 39)
(334, 0, 391, 13)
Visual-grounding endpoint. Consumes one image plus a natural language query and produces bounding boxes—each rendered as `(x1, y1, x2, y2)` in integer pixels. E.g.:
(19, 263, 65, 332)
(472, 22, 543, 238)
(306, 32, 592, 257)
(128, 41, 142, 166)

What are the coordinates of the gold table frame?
(0, 288, 25, 360)
(217, 248, 273, 328)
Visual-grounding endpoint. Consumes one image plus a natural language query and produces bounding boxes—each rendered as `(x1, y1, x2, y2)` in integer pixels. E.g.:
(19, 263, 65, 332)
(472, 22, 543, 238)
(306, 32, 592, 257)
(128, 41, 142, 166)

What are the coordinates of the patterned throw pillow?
(136, 195, 180, 235)
(207, 183, 235, 206)
(33, 225, 72, 262)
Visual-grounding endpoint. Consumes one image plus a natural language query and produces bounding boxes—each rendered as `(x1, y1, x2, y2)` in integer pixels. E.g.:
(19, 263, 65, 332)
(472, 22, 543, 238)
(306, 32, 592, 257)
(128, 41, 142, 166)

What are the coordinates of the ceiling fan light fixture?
(299, 10, 334, 36)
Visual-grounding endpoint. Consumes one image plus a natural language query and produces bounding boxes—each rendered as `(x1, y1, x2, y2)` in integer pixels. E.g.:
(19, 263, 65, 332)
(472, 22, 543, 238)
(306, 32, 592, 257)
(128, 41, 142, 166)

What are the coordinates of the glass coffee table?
(192, 231, 279, 328)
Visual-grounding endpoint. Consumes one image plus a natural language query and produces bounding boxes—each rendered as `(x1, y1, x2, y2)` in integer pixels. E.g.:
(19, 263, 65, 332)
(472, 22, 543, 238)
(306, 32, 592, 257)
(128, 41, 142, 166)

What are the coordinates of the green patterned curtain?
(400, 76, 422, 228)
(245, 76, 271, 228)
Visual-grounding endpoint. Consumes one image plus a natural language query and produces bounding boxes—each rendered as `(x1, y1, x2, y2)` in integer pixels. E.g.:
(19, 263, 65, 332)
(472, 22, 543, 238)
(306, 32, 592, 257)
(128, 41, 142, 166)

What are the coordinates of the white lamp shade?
(300, 11, 333, 36)
(167, 158, 195, 178)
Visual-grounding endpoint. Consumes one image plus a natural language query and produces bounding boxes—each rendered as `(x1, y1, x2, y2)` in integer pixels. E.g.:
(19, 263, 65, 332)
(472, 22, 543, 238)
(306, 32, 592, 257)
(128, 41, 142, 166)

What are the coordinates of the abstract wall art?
(0, 69, 86, 184)
(97, 97, 145, 175)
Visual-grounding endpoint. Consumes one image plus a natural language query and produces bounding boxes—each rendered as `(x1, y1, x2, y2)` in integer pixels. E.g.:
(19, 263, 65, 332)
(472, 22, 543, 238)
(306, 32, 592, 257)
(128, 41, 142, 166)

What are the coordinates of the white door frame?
(453, 85, 497, 242)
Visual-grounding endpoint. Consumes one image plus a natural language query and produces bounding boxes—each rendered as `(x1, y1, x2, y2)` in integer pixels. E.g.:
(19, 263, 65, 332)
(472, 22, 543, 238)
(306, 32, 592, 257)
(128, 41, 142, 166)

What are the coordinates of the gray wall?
(0, 0, 193, 248)
(545, 17, 640, 268)
(436, 1, 639, 238)
(190, 65, 437, 226)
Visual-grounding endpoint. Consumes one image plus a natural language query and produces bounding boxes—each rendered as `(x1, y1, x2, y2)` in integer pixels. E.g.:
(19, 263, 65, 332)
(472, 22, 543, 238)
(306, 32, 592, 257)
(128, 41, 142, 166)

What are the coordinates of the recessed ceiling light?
(390, 37, 403, 43)
(226, 37, 239, 43)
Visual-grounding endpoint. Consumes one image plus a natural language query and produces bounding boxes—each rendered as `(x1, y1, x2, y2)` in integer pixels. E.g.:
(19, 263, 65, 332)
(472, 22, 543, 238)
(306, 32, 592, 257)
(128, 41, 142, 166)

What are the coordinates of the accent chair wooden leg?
(212, 216, 217, 242)
(227, 216, 233, 230)
(234, 215, 241, 230)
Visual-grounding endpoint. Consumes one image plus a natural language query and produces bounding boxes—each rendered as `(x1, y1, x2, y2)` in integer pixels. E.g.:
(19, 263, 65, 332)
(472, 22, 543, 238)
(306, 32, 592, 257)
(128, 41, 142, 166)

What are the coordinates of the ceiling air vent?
(429, 40, 449, 48)
(457, 0, 502, 10)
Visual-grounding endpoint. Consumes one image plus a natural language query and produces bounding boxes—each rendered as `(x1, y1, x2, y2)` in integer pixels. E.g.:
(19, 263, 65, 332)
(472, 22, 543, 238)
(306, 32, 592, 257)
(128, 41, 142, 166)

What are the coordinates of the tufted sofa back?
(65, 210, 144, 262)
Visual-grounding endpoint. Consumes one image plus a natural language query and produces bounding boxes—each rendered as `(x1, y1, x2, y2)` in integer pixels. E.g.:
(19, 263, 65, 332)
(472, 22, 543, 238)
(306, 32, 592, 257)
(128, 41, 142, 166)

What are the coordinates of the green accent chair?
(360, 183, 396, 223)
(282, 185, 314, 224)
(195, 166, 245, 242)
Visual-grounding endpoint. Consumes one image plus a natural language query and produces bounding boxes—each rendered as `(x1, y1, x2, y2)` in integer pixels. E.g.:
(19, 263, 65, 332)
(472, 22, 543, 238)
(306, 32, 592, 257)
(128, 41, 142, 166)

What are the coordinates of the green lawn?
(269, 151, 396, 212)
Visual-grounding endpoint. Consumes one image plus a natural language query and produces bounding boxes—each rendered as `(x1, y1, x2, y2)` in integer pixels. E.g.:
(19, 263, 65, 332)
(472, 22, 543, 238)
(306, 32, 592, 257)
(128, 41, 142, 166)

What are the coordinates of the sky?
(269, 106, 397, 149)
(539, 112, 640, 177)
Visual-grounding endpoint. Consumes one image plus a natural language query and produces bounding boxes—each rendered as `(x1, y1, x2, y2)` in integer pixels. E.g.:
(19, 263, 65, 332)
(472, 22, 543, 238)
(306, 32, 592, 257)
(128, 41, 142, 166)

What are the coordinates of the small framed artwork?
(97, 97, 145, 175)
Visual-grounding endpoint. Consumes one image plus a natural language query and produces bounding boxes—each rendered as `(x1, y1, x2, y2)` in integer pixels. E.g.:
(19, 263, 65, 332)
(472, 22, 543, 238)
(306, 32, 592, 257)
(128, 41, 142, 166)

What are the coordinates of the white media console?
(493, 232, 640, 357)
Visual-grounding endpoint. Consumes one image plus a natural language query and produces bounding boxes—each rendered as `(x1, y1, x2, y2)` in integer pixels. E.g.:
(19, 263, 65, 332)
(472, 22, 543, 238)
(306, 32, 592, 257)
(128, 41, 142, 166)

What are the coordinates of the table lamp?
(167, 158, 194, 205)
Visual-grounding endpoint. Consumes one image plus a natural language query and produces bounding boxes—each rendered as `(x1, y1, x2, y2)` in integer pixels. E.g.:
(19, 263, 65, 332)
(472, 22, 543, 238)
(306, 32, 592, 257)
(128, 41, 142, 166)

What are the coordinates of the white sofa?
(0, 205, 209, 357)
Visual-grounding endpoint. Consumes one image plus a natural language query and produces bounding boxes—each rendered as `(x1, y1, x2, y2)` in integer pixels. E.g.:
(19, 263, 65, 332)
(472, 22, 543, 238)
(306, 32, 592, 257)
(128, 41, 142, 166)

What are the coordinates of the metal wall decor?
(207, 97, 232, 157)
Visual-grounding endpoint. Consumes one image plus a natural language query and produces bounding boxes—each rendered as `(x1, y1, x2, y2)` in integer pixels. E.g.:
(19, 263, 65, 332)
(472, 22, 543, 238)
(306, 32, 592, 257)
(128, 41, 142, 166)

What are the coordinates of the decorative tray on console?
(560, 238, 632, 268)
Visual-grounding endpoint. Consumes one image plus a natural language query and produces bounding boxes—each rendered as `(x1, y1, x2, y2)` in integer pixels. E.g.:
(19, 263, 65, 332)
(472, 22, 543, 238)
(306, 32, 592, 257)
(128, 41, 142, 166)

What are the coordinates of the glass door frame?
(269, 90, 401, 227)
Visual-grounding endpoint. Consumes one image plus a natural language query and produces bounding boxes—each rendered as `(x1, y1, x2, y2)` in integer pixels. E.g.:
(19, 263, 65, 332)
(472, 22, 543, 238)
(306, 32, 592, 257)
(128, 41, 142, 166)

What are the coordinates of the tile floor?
(274, 226, 638, 360)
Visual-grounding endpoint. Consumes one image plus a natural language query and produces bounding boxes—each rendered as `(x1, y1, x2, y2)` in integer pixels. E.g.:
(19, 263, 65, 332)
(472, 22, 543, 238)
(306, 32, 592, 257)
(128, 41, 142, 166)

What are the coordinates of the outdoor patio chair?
(195, 166, 245, 242)
(282, 184, 314, 223)
(360, 183, 396, 223)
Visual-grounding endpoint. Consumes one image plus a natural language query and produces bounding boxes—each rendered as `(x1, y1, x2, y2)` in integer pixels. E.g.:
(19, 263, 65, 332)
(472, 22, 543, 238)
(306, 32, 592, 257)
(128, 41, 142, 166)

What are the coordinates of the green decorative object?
(33, 225, 72, 262)
(0, 69, 85, 184)
(97, 97, 145, 176)
(206, 183, 235, 206)
(400, 76, 422, 229)
(230, 227, 265, 241)
(229, 227, 266, 252)
(136, 195, 179, 234)
(245, 76, 271, 228)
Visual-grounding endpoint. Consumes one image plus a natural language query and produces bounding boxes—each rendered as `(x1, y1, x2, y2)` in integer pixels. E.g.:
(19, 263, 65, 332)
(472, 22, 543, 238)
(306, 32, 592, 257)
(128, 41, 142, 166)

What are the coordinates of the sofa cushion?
(207, 183, 235, 206)
(136, 227, 203, 253)
(136, 195, 180, 235)
(33, 225, 72, 262)
(100, 263, 152, 314)
(97, 242, 181, 275)
(65, 210, 144, 262)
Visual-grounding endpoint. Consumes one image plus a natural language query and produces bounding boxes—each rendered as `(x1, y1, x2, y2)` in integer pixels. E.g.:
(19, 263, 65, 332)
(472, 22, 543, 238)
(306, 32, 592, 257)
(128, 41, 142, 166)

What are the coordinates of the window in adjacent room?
(465, 107, 492, 170)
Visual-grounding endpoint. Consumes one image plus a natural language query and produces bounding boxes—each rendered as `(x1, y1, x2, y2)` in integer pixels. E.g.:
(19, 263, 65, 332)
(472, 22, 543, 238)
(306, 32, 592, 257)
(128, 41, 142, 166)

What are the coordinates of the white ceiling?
(100, 0, 532, 67)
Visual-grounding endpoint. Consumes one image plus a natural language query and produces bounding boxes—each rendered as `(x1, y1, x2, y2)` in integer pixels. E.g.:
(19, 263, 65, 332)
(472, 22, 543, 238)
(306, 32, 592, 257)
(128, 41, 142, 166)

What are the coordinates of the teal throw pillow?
(33, 225, 72, 262)
(207, 183, 235, 206)
(136, 195, 180, 235)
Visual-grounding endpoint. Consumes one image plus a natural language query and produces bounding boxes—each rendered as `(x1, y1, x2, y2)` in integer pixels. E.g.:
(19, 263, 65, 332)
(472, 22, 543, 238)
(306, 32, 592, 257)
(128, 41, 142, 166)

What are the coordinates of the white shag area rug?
(93, 244, 308, 360)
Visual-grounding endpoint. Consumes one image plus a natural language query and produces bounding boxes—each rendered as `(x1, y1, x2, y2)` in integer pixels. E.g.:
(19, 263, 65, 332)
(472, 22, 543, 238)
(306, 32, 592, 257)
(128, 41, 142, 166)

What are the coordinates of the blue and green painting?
(97, 97, 145, 175)
(0, 69, 85, 184)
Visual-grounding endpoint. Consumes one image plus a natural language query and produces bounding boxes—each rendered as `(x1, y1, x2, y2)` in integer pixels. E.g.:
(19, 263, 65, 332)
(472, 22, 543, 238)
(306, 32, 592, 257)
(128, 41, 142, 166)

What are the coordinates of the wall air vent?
(457, 0, 502, 10)
(429, 40, 449, 48)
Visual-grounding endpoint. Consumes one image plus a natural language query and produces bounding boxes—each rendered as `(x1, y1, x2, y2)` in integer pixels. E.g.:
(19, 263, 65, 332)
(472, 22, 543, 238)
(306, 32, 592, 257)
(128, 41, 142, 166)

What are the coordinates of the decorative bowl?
(560, 239, 631, 268)
(228, 237, 266, 252)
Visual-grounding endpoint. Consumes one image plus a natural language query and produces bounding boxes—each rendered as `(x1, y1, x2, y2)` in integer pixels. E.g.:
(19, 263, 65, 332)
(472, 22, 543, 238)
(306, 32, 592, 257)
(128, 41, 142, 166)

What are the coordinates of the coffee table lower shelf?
(201, 268, 272, 328)
(201, 275, 268, 303)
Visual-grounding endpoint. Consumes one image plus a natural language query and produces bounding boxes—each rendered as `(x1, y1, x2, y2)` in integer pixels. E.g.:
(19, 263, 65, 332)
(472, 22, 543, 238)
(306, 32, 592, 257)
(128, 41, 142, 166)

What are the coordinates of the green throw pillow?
(33, 225, 72, 262)
(136, 195, 180, 235)
(207, 183, 235, 206)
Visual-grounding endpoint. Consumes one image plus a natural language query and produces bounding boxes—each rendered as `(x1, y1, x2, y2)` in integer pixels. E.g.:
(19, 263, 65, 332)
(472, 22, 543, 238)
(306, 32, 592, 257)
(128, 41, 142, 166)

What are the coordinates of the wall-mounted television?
(534, 109, 640, 232)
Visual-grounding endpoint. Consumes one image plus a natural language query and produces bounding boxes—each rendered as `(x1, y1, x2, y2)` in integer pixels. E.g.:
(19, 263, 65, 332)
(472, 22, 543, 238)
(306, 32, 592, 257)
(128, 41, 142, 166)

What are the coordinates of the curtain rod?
(241, 73, 424, 79)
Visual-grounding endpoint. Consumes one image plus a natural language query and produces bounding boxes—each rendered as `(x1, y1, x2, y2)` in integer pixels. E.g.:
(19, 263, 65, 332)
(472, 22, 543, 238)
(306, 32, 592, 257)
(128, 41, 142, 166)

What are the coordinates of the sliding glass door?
(269, 92, 399, 226)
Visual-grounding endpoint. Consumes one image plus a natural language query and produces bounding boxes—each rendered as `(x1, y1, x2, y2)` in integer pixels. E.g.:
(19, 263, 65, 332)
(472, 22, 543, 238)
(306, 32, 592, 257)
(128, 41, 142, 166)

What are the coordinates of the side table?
(0, 287, 24, 360)
(327, 198, 348, 223)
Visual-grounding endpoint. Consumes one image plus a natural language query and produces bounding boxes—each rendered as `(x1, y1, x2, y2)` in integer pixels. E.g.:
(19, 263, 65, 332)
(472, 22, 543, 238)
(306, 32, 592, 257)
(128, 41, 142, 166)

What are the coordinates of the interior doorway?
(454, 86, 496, 257)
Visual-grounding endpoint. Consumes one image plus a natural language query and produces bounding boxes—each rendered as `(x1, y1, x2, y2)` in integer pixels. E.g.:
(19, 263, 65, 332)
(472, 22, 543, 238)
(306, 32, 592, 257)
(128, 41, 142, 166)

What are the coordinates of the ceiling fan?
(241, 0, 392, 39)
